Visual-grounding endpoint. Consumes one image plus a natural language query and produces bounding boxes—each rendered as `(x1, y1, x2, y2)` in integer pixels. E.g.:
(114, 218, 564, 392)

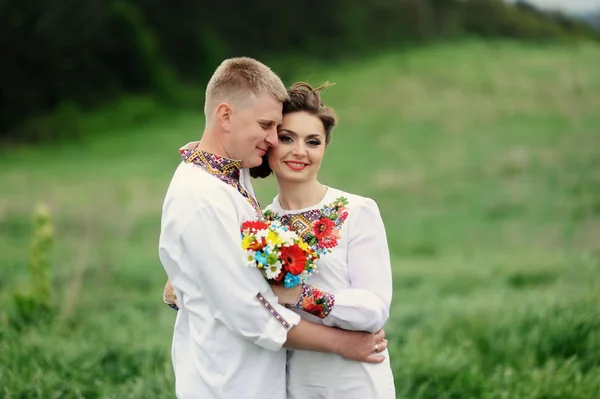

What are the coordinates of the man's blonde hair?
(204, 57, 289, 121)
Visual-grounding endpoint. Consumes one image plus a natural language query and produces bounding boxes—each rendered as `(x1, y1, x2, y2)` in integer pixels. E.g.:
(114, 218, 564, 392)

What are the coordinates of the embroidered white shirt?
(265, 186, 395, 399)
(159, 157, 301, 399)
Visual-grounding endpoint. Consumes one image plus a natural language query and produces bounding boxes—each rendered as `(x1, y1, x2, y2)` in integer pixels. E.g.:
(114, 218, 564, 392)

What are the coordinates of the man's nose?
(265, 127, 278, 147)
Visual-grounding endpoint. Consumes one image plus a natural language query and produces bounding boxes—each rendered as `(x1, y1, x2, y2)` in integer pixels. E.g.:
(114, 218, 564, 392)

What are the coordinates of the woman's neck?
(277, 179, 328, 211)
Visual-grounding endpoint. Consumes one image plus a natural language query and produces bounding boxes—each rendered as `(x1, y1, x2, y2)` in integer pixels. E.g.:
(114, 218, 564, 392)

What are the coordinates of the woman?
(250, 82, 396, 399)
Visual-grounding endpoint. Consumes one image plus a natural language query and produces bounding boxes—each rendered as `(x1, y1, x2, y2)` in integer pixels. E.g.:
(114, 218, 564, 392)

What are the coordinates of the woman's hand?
(270, 283, 302, 305)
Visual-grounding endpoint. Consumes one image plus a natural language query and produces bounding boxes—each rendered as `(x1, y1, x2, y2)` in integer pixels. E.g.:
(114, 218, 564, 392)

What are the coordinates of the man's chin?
(243, 158, 262, 169)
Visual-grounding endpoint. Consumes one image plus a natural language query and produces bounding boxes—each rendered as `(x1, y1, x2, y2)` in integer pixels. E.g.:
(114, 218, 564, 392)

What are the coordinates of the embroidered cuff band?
(294, 283, 335, 319)
(257, 292, 292, 329)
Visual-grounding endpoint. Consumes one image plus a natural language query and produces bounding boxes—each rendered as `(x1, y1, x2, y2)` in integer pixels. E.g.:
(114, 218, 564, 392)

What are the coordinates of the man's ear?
(215, 103, 233, 132)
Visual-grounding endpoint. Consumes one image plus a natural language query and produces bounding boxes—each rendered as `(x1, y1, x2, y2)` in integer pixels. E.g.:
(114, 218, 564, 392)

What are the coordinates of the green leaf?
(267, 253, 278, 265)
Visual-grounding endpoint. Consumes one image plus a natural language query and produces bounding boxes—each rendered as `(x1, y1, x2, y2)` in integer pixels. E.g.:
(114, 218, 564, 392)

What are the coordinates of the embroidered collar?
(180, 147, 242, 181)
(180, 146, 263, 219)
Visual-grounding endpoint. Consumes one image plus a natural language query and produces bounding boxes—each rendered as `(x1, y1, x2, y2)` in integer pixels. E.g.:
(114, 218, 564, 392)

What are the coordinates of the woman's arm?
(275, 198, 393, 333)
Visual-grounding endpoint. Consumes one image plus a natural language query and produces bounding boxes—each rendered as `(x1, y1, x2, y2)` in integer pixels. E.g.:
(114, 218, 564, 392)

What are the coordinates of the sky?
(508, 0, 600, 13)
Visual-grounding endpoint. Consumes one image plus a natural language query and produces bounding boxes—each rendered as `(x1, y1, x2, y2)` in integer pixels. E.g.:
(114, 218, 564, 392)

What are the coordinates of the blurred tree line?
(1, 0, 597, 142)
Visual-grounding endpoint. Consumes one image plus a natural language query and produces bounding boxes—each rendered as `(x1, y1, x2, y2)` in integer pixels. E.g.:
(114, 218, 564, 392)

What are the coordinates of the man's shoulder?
(167, 163, 238, 208)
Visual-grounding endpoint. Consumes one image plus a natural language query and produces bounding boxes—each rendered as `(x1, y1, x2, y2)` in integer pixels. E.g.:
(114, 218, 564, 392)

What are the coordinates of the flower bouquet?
(241, 220, 320, 288)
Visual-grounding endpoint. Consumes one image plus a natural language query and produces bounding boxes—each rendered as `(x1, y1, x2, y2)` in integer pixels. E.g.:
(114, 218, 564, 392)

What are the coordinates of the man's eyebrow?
(259, 118, 282, 125)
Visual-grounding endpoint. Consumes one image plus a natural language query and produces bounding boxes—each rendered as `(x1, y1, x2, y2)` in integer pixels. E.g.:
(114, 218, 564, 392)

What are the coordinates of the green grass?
(1, 40, 600, 398)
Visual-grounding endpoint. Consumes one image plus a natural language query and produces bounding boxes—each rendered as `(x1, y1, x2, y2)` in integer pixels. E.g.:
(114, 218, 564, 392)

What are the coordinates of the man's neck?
(276, 179, 327, 211)
(195, 131, 231, 159)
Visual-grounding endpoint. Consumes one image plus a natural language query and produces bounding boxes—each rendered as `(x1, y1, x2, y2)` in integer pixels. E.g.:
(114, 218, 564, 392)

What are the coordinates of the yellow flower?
(267, 229, 284, 246)
(242, 235, 254, 250)
(297, 239, 309, 252)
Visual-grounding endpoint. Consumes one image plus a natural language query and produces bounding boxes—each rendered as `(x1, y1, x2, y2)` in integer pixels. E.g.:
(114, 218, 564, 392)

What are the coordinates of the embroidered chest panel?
(264, 196, 350, 252)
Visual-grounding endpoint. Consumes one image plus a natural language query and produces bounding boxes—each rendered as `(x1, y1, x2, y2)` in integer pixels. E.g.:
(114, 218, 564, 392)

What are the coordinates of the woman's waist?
(287, 348, 391, 376)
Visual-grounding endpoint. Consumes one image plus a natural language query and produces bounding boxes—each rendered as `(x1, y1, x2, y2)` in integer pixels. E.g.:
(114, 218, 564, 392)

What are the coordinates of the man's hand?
(163, 279, 179, 309)
(284, 321, 388, 364)
(335, 329, 388, 364)
(270, 283, 302, 305)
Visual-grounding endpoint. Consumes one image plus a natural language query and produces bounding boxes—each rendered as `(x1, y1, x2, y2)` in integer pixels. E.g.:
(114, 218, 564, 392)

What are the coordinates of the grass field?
(1, 40, 600, 398)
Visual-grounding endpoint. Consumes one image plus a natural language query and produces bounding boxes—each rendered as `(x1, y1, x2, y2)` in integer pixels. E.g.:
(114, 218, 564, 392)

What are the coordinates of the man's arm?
(165, 200, 301, 351)
(165, 275, 387, 363)
(285, 321, 388, 363)
(164, 275, 387, 362)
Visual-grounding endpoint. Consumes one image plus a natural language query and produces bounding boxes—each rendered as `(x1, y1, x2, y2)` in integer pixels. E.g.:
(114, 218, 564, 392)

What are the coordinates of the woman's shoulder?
(261, 195, 278, 214)
(327, 187, 379, 212)
(327, 188, 385, 235)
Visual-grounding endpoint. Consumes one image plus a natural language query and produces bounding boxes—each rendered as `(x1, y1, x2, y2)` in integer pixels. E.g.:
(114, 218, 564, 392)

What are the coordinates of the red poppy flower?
(312, 218, 334, 240)
(281, 244, 307, 275)
(304, 302, 324, 315)
(241, 220, 268, 232)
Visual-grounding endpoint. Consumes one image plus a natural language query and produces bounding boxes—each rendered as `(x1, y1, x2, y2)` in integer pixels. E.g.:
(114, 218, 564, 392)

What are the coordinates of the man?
(159, 57, 387, 399)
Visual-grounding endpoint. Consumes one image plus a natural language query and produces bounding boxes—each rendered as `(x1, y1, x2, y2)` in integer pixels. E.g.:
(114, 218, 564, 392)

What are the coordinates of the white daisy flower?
(277, 229, 297, 245)
(255, 229, 268, 239)
(243, 250, 256, 268)
(265, 261, 282, 279)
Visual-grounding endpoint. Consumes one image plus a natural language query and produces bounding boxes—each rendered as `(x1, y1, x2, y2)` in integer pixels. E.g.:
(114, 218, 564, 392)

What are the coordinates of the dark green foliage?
(1, 0, 598, 142)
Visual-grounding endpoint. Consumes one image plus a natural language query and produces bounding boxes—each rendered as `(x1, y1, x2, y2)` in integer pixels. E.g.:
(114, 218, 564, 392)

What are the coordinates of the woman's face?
(267, 111, 327, 185)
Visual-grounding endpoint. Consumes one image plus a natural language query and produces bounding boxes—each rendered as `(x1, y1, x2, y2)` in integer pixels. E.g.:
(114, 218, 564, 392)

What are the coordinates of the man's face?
(225, 93, 282, 168)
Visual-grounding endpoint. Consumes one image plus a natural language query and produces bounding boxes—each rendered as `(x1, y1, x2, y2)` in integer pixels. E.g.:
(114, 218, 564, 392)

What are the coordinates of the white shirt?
(159, 150, 301, 399)
(265, 186, 396, 399)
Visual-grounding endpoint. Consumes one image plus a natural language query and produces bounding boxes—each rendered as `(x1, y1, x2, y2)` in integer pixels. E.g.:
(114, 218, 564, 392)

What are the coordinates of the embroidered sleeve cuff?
(255, 292, 301, 351)
(294, 283, 335, 319)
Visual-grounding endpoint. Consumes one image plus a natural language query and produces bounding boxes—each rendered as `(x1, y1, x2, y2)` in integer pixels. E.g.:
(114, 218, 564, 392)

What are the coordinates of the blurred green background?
(1, 1, 600, 398)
